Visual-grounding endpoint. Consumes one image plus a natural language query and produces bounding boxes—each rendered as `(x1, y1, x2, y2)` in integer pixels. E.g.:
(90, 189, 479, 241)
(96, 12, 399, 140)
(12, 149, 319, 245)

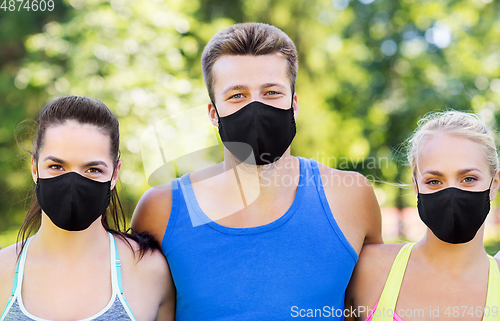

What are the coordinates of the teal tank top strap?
(0, 237, 33, 321)
(110, 232, 125, 295)
(108, 232, 138, 321)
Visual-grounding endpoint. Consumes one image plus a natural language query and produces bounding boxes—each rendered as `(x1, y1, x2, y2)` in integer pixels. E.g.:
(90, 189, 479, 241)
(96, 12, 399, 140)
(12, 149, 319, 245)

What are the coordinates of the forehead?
(211, 53, 290, 92)
(417, 133, 489, 174)
(40, 120, 112, 160)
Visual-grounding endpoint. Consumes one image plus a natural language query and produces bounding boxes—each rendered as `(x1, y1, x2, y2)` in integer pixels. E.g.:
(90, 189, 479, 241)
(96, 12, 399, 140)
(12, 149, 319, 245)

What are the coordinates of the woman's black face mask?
(36, 171, 111, 231)
(416, 179, 493, 244)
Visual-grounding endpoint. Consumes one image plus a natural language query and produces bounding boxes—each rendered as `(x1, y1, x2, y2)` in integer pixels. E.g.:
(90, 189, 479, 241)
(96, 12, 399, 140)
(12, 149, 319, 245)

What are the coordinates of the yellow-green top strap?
(483, 256, 499, 321)
(372, 243, 415, 321)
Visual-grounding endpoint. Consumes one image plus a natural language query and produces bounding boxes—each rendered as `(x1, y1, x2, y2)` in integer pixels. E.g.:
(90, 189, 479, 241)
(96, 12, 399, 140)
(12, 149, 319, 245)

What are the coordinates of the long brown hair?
(17, 96, 157, 258)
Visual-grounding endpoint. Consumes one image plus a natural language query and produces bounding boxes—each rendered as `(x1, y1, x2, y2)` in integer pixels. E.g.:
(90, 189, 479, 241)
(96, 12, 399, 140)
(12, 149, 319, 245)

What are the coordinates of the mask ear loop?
(489, 177, 494, 190)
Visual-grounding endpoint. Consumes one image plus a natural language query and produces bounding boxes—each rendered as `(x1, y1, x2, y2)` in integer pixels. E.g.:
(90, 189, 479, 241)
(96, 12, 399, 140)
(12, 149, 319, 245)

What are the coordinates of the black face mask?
(36, 171, 112, 231)
(215, 100, 296, 165)
(416, 180, 492, 244)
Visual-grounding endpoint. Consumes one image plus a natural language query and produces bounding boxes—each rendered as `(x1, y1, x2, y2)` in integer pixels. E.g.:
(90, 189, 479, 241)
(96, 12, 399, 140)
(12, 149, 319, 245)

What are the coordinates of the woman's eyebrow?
(43, 156, 65, 164)
(422, 170, 443, 176)
(458, 168, 481, 175)
(84, 161, 108, 168)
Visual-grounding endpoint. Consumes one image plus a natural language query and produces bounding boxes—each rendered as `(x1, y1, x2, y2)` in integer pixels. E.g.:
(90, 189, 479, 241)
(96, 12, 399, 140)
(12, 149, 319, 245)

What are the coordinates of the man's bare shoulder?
(316, 161, 372, 192)
(131, 182, 173, 246)
(315, 160, 383, 249)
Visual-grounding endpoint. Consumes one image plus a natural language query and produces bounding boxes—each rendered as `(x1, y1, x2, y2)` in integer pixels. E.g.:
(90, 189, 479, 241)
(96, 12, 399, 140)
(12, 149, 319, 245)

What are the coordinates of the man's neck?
(190, 151, 301, 228)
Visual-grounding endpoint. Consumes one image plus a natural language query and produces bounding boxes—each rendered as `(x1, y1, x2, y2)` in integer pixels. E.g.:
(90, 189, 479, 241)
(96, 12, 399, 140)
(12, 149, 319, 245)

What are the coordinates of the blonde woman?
(347, 111, 500, 321)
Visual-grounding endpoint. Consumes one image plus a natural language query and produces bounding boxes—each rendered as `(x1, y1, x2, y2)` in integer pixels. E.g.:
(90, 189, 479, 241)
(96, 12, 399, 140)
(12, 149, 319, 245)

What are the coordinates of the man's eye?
(49, 165, 63, 170)
(87, 168, 103, 174)
(267, 91, 279, 95)
(230, 94, 243, 99)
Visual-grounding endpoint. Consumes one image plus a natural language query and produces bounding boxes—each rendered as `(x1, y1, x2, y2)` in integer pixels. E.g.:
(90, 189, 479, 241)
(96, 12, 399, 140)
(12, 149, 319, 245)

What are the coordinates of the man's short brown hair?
(201, 22, 298, 104)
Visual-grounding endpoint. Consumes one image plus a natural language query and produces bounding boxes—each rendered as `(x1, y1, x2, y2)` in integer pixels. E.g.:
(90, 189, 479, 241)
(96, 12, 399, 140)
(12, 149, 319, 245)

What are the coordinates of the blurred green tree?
(1, 0, 499, 246)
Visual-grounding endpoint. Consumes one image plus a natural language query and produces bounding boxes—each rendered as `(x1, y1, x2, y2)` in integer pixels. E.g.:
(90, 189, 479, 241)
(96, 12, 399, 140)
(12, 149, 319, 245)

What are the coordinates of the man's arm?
(318, 163, 383, 254)
(131, 183, 173, 247)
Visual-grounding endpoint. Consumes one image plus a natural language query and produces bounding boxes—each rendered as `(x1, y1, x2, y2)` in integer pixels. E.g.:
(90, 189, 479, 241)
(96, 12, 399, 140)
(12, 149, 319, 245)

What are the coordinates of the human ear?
(292, 93, 299, 119)
(110, 160, 121, 190)
(490, 170, 500, 201)
(412, 175, 418, 195)
(31, 156, 37, 184)
(208, 101, 219, 127)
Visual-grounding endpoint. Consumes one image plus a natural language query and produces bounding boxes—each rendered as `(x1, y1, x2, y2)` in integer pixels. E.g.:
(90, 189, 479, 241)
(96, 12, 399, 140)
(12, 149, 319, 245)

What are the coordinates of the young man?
(132, 22, 382, 320)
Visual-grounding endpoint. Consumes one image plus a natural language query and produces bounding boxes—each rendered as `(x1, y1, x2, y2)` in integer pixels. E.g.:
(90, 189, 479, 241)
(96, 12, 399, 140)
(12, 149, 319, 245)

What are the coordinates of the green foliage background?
(1, 0, 500, 247)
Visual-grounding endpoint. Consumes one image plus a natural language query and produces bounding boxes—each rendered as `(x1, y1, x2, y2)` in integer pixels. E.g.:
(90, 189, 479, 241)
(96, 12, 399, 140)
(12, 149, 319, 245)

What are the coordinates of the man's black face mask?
(214, 100, 296, 165)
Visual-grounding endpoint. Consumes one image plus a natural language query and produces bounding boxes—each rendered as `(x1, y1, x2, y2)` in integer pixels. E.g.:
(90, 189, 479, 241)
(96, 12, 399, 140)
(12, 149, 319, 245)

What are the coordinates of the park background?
(1, 0, 500, 252)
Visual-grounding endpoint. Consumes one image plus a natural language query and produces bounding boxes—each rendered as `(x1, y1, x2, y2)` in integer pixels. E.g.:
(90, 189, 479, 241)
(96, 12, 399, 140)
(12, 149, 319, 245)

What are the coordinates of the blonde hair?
(407, 110, 499, 176)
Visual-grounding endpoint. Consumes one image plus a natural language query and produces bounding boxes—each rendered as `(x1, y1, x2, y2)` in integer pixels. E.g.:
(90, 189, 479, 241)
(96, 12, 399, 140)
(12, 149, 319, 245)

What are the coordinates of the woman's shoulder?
(114, 235, 170, 279)
(0, 243, 21, 275)
(0, 243, 21, 307)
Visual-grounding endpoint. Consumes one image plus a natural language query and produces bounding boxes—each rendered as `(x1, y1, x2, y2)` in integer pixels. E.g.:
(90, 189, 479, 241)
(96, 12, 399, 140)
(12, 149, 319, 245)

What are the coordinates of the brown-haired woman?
(0, 96, 175, 321)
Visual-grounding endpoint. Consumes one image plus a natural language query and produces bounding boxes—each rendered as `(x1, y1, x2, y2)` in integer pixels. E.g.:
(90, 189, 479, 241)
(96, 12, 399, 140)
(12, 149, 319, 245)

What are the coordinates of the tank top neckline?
(1, 232, 137, 321)
(177, 156, 307, 235)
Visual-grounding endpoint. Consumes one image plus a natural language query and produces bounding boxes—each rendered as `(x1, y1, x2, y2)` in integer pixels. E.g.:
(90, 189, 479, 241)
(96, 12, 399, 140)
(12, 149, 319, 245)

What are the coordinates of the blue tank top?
(162, 157, 358, 320)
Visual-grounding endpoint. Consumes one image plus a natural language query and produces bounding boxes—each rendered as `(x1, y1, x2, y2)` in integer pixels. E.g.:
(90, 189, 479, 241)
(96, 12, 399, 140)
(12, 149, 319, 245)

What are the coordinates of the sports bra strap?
(0, 238, 33, 321)
(108, 232, 126, 295)
(372, 243, 415, 321)
(484, 256, 500, 321)
(11, 260, 21, 296)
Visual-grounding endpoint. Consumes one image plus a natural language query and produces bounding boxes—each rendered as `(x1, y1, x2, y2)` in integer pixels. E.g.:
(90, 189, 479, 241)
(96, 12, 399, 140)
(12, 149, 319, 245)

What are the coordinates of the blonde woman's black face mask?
(416, 180, 492, 244)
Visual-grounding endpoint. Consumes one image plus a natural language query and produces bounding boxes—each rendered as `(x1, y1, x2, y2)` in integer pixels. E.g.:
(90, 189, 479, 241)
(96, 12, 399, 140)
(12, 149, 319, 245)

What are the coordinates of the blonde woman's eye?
(462, 177, 476, 183)
(426, 180, 440, 185)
